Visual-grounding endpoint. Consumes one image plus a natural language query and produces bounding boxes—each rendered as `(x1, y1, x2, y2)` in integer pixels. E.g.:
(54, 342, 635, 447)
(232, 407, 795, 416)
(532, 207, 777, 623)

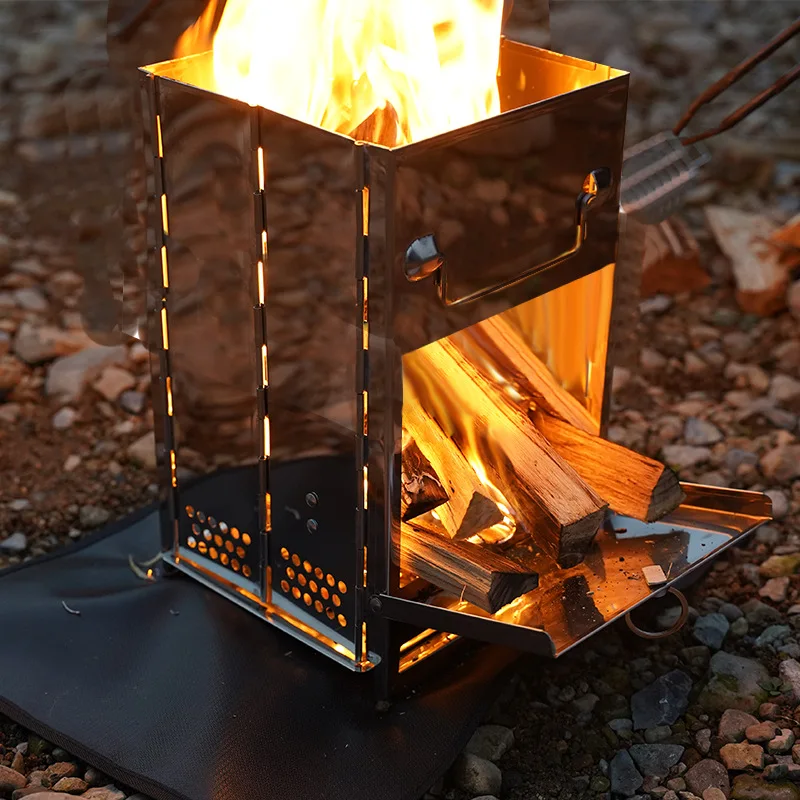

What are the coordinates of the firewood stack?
(399, 317, 686, 614)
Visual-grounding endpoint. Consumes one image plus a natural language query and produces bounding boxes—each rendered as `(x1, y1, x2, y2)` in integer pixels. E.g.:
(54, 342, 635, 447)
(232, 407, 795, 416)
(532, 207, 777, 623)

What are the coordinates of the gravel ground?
(1, 2, 800, 800)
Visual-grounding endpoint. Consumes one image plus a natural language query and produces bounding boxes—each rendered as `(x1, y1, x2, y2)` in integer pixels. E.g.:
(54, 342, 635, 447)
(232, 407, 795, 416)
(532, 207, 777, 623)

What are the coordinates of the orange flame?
(175, 0, 504, 147)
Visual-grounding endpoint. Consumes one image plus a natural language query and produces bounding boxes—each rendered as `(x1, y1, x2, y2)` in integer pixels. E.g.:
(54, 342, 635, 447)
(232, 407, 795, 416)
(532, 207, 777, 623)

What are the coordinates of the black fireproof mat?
(0, 503, 514, 800)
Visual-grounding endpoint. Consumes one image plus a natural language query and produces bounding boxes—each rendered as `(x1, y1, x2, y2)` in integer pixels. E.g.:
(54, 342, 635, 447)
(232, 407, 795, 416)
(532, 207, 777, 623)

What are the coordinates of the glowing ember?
(175, 0, 504, 147)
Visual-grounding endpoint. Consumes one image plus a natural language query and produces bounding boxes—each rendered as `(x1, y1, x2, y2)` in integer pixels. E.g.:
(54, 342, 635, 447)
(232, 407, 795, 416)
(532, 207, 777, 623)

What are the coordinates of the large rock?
(609, 749, 643, 797)
(629, 744, 684, 778)
(450, 753, 501, 797)
(631, 670, 692, 730)
(127, 433, 157, 470)
(732, 774, 800, 800)
(45, 345, 127, 403)
(685, 759, 730, 797)
(464, 725, 514, 762)
(719, 709, 759, 743)
(742, 600, 783, 627)
(699, 652, 769, 714)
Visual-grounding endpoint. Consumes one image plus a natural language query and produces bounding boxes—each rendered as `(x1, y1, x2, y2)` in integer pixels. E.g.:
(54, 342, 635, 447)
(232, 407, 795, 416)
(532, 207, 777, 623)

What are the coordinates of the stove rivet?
(369, 596, 383, 614)
(305, 492, 318, 508)
(306, 519, 318, 533)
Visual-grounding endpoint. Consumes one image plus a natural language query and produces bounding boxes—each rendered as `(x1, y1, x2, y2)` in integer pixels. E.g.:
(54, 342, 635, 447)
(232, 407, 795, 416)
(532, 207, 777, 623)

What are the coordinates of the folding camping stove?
(136, 15, 771, 697)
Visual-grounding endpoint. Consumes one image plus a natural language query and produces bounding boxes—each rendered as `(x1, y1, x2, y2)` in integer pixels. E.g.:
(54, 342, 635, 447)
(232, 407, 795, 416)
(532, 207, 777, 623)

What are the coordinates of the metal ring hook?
(625, 587, 689, 640)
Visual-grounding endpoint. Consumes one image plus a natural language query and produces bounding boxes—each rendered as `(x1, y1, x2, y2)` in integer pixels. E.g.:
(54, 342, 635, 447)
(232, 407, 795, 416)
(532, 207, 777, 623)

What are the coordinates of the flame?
(175, 0, 504, 147)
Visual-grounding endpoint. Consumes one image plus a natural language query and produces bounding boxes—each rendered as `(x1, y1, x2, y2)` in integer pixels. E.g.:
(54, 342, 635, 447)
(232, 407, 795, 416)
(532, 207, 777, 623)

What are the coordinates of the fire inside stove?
(137, 0, 771, 695)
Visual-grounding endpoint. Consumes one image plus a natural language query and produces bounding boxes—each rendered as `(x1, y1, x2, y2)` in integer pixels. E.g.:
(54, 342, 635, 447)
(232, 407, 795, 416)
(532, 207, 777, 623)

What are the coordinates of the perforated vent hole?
(337, 614, 346, 628)
(208, 516, 217, 529)
(309, 580, 318, 593)
(214, 534, 223, 547)
(198, 542, 208, 555)
(225, 541, 234, 553)
(278, 552, 349, 628)
(185, 505, 195, 518)
(303, 593, 312, 607)
(242, 533, 252, 546)
(243, 565, 252, 578)
(220, 553, 229, 565)
(187, 536, 196, 548)
(298, 574, 307, 587)
(338, 581, 347, 594)
(209, 547, 218, 560)
(236, 546, 245, 558)
(196, 511, 206, 524)
(219, 521, 229, 534)
(314, 600, 323, 613)
(183, 507, 254, 579)
(292, 586, 301, 600)
(281, 580, 289, 593)
(232, 527, 240, 540)
(281, 548, 289, 560)
(231, 559, 240, 572)
(332, 594, 341, 607)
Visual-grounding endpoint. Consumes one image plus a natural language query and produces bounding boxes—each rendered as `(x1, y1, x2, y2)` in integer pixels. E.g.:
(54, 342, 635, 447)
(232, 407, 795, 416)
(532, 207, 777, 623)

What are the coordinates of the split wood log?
(770, 212, 800, 269)
(404, 338, 608, 567)
(464, 315, 598, 435)
(705, 206, 789, 316)
(532, 410, 686, 522)
(396, 518, 539, 613)
(400, 438, 449, 522)
(403, 382, 503, 538)
(640, 216, 710, 298)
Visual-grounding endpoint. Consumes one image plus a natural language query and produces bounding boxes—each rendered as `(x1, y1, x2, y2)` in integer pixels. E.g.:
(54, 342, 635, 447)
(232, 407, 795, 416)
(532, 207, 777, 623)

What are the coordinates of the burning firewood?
(531, 411, 686, 523)
(404, 338, 608, 567)
(395, 518, 539, 614)
(400, 438, 449, 521)
(402, 383, 503, 538)
(705, 206, 790, 316)
(463, 316, 598, 435)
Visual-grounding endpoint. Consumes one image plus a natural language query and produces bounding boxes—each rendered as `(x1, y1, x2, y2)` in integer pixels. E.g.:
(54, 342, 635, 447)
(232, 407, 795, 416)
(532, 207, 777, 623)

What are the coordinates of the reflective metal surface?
(379, 485, 771, 657)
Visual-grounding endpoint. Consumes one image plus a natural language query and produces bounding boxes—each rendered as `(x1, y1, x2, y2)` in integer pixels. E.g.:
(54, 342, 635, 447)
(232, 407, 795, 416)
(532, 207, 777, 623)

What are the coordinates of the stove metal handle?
(403, 167, 615, 307)
(624, 586, 689, 641)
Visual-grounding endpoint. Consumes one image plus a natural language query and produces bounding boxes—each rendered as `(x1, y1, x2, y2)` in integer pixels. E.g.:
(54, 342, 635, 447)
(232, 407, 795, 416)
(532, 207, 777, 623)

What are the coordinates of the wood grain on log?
(640, 216, 710, 298)
(462, 315, 598, 435)
(532, 411, 686, 522)
(403, 381, 503, 539)
(404, 337, 607, 567)
(396, 518, 539, 613)
(400, 438, 449, 522)
(705, 206, 789, 316)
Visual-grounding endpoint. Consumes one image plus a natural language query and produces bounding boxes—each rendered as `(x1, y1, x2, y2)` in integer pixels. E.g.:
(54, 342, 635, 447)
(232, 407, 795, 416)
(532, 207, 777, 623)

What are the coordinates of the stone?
(764, 764, 791, 781)
(13, 323, 92, 365)
(0, 532, 27, 554)
(696, 729, 712, 755)
(464, 725, 514, 762)
(92, 366, 136, 402)
(572, 693, 600, 715)
(642, 347, 668, 370)
(79, 506, 110, 528)
(747, 722, 781, 744)
(699, 652, 769, 714)
(11, 751, 23, 772)
(663, 445, 712, 470)
(694, 614, 730, 650)
(757, 527, 782, 547)
(82, 769, 107, 788)
(760, 703, 781, 720)
(11, 794, 76, 800)
(46, 346, 127, 403)
(629, 744, 684, 778)
(80, 788, 125, 800)
(731, 774, 800, 800)
(632, 670, 693, 730)
(0, 766, 26, 791)
(760, 578, 791, 603)
(591, 775, 611, 792)
(13, 287, 48, 312)
(609, 718, 634, 734)
(685, 759, 730, 797)
(771, 376, 800, 404)
(703, 790, 727, 800)
(119, 390, 145, 414)
(779, 660, 800, 702)
(761, 447, 800, 483)
(721, 742, 766, 770)
(761, 555, 800, 579)
(721, 603, 745, 622)
(766, 491, 791, 520)
(685, 418, 724, 446)
(51, 778, 87, 794)
(667, 778, 687, 792)
(0, 402, 21, 424)
(52, 407, 78, 430)
(770, 731, 796, 755)
(743, 600, 783, 626)
(44, 764, 77, 782)
(450, 753, 501, 797)
(610, 749, 644, 796)
(646, 725, 674, 743)
(755, 625, 790, 648)
(127, 433, 157, 469)
(64, 455, 80, 472)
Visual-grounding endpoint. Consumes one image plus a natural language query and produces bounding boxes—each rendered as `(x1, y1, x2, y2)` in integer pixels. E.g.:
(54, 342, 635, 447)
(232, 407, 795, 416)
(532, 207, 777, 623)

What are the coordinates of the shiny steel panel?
(379, 486, 771, 656)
